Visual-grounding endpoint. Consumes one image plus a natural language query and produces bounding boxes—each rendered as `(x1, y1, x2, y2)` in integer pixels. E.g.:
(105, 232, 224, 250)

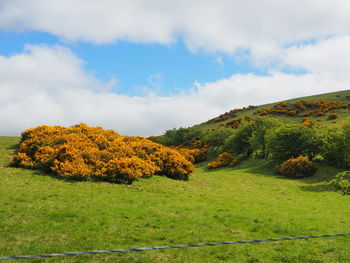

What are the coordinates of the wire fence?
(1, 233, 349, 260)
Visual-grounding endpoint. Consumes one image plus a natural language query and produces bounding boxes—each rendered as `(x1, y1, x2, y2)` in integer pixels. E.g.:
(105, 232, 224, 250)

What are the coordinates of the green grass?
(1, 137, 350, 262)
(197, 89, 350, 131)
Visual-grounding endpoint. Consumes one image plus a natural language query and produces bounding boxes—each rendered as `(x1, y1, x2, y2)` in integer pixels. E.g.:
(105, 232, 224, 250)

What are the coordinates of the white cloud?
(1, 42, 350, 137)
(1, 1, 350, 136)
(0, 45, 216, 136)
(1, 0, 350, 56)
(283, 35, 350, 80)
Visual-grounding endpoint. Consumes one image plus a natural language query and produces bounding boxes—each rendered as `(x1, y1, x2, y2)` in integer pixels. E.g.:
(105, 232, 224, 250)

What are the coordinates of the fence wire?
(1, 233, 350, 260)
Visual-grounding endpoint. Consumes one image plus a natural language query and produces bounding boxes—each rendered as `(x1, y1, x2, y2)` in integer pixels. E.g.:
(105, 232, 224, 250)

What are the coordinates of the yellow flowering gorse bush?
(12, 123, 194, 184)
(278, 156, 316, 178)
(207, 152, 238, 169)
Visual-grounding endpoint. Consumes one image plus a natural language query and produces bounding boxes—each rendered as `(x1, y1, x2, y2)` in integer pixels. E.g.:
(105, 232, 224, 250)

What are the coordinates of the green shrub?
(267, 124, 321, 161)
(331, 171, 350, 195)
(162, 127, 203, 146)
(202, 128, 235, 155)
(320, 125, 350, 168)
(223, 122, 254, 157)
(278, 156, 317, 178)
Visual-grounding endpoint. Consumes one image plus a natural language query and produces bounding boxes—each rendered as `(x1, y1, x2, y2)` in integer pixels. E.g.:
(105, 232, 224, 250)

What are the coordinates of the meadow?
(1, 137, 350, 262)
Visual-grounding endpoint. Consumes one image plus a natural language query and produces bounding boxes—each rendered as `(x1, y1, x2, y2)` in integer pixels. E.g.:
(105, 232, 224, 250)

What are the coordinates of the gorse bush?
(278, 156, 317, 178)
(207, 152, 238, 169)
(331, 171, 350, 195)
(12, 124, 194, 184)
(171, 139, 208, 163)
(301, 117, 312, 127)
(257, 99, 349, 117)
(205, 105, 257, 124)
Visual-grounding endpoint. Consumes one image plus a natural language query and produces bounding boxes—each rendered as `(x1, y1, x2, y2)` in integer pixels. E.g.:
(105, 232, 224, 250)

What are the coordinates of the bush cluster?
(301, 117, 312, 127)
(321, 124, 350, 168)
(257, 100, 349, 117)
(223, 116, 252, 129)
(331, 171, 350, 195)
(207, 152, 238, 169)
(206, 105, 256, 124)
(267, 124, 321, 161)
(153, 127, 203, 146)
(12, 124, 194, 184)
(171, 139, 208, 163)
(278, 156, 317, 178)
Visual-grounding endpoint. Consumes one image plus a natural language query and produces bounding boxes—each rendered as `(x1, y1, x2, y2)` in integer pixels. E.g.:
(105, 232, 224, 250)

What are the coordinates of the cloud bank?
(1, 37, 350, 136)
(1, 0, 350, 57)
(1, 1, 350, 135)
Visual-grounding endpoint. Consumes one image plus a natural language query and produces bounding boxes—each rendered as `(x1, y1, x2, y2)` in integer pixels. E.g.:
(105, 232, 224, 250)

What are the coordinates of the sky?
(1, 0, 350, 136)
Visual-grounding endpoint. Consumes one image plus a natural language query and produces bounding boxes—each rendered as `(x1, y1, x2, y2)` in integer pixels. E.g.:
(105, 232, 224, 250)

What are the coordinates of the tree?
(249, 117, 282, 158)
(223, 121, 254, 157)
(163, 127, 203, 146)
(321, 119, 350, 168)
(267, 124, 322, 161)
(202, 128, 235, 155)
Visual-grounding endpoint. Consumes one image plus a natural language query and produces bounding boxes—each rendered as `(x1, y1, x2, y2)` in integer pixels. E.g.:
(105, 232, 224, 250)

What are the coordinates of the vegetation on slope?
(151, 90, 350, 173)
(200, 89, 350, 130)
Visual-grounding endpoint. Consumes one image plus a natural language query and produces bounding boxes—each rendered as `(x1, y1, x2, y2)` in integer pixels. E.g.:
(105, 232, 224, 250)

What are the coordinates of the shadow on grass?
(21, 166, 186, 186)
(222, 158, 341, 193)
(6, 143, 19, 150)
(30, 169, 134, 185)
(297, 165, 340, 193)
(299, 182, 335, 192)
(195, 158, 274, 174)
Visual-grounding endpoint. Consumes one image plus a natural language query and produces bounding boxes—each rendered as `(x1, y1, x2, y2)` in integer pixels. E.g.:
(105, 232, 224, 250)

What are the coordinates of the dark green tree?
(267, 124, 322, 161)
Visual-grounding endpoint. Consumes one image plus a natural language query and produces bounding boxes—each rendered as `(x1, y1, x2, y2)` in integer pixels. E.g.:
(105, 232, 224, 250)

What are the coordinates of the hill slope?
(197, 89, 350, 131)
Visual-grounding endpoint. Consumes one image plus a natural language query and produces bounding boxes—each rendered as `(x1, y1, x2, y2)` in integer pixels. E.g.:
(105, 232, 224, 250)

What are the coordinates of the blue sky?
(1, 1, 350, 136)
(0, 30, 268, 96)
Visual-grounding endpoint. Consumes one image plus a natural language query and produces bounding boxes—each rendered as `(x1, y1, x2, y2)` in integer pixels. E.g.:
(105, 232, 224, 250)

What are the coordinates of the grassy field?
(1, 136, 350, 262)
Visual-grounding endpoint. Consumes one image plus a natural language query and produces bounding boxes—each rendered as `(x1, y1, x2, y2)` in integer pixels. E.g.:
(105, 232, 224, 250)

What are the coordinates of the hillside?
(1, 137, 350, 262)
(197, 89, 350, 131)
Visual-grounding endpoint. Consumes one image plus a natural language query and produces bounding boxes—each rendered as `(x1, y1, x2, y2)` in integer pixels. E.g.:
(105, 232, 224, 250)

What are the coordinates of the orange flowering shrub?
(12, 123, 194, 183)
(207, 152, 238, 169)
(278, 156, 316, 178)
(12, 152, 34, 168)
(172, 147, 197, 163)
(301, 117, 312, 127)
(257, 100, 348, 117)
(225, 116, 252, 129)
(102, 157, 157, 183)
(206, 105, 256, 124)
(172, 139, 208, 163)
